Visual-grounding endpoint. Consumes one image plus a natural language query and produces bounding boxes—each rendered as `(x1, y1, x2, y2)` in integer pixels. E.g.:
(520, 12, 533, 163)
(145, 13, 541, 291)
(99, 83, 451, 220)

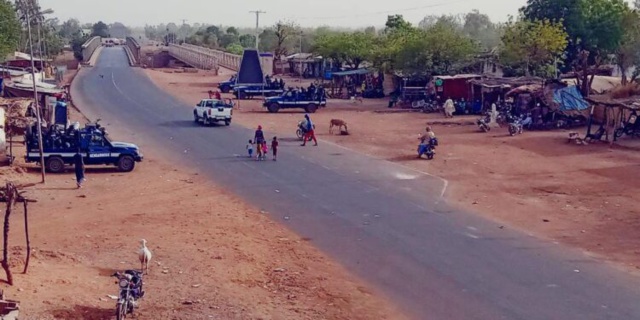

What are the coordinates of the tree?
(219, 30, 239, 48)
(271, 20, 297, 58)
(313, 32, 376, 69)
(239, 34, 255, 48)
(499, 19, 568, 77)
(91, 21, 109, 37)
(0, 0, 20, 61)
(71, 33, 89, 61)
(462, 10, 501, 50)
(615, 8, 640, 84)
(364, 26, 376, 36)
(521, 0, 628, 95)
(226, 43, 243, 55)
(226, 27, 239, 36)
(385, 14, 412, 32)
(109, 22, 131, 38)
(58, 18, 81, 39)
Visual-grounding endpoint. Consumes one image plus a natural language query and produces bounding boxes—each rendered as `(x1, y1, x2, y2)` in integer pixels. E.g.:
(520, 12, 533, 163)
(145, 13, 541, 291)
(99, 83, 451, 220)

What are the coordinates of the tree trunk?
(22, 200, 31, 274)
(1, 183, 15, 285)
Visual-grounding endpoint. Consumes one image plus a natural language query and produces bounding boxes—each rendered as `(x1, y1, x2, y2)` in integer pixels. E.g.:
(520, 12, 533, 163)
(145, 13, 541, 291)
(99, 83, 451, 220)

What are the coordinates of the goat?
(138, 239, 152, 275)
(329, 119, 348, 134)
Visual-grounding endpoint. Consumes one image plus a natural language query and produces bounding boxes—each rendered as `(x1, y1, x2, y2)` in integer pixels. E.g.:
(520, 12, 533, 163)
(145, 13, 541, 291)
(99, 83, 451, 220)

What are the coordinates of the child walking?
(246, 140, 254, 158)
(271, 137, 279, 161)
(74, 150, 85, 188)
(260, 142, 268, 161)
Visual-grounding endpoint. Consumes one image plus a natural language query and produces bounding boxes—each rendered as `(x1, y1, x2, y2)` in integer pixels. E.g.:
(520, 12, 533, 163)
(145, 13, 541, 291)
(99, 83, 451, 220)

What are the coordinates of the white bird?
(138, 239, 152, 275)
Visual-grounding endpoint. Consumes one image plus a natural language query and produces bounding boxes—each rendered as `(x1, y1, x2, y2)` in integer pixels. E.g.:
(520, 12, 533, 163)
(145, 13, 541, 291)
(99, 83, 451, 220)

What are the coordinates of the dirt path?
(0, 72, 404, 319)
(143, 67, 640, 272)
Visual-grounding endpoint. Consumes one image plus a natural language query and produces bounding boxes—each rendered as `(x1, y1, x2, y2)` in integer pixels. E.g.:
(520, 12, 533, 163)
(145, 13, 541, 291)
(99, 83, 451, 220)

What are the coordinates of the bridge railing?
(125, 37, 141, 65)
(81, 36, 101, 63)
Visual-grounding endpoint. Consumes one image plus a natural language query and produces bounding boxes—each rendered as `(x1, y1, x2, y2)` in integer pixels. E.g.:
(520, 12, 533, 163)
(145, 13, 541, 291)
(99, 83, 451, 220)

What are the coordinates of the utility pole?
(299, 30, 303, 81)
(180, 19, 188, 43)
(25, 6, 46, 183)
(249, 10, 265, 50)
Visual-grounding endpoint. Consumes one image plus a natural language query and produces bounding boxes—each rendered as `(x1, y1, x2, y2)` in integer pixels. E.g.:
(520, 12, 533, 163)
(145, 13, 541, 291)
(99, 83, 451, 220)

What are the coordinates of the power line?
(288, 0, 471, 21)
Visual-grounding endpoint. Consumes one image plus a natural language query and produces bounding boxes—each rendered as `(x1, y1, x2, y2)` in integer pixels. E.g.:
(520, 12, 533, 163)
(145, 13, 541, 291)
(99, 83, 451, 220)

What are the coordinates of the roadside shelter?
(432, 74, 481, 101)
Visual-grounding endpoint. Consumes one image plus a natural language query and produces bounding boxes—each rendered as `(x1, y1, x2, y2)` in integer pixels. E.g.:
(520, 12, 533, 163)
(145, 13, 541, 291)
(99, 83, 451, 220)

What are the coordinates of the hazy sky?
(39, 0, 528, 28)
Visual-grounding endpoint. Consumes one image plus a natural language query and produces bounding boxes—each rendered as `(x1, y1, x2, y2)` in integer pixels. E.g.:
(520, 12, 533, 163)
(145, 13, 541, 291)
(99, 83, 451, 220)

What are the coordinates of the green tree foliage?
(499, 19, 568, 77)
(385, 14, 412, 32)
(91, 21, 109, 37)
(226, 43, 243, 55)
(615, 8, 640, 84)
(185, 26, 221, 48)
(462, 10, 502, 50)
(0, 0, 21, 61)
(58, 18, 81, 40)
(312, 32, 376, 69)
(391, 24, 477, 76)
(521, 0, 628, 94)
(71, 33, 89, 61)
(239, 34, 255, 48)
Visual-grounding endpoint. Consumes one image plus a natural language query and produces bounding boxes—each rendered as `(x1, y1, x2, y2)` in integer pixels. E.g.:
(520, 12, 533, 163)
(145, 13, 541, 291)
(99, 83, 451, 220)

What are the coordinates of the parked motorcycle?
(508, 114, 525, 136)
(476, 114, 491, 132)
(417, 137, 438, 160)
(614, 111, 640, 139)
(112, 270, 145, 320)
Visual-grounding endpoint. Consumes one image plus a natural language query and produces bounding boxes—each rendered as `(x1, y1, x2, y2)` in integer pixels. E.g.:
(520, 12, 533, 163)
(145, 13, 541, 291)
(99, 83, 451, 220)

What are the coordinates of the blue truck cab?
(25, 120, 143, 173)
(217, 75, 237, 93)
(263, 87, 327, 113)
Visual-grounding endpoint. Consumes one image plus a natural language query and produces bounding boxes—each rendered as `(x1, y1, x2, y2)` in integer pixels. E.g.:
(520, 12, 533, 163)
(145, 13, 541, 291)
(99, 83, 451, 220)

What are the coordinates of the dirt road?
(144, 65, 640, 272)
(2, 67, 402, 319)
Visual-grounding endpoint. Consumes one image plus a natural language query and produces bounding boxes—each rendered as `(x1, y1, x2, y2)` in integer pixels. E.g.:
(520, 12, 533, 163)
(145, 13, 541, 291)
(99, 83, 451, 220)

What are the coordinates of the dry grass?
(610, 83, 640, 99)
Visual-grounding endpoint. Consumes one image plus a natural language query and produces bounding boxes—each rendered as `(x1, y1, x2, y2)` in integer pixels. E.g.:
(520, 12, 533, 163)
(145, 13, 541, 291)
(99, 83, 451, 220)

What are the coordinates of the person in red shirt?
(214, 90, 222, 100)
(271, 136, 279, 161)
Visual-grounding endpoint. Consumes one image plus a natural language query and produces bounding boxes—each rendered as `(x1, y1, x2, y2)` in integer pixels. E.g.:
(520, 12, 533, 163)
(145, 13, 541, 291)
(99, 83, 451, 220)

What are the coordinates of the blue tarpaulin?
(553, 86, 589, 112)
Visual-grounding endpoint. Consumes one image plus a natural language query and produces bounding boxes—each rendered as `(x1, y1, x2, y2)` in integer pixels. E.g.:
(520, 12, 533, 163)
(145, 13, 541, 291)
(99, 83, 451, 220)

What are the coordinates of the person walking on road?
(301, 114, 318, 146)
(254, 125, 266, 160)
(246, 140, 254, 158)
(271, 137, 279, 161)
(74, 150, 85, 188)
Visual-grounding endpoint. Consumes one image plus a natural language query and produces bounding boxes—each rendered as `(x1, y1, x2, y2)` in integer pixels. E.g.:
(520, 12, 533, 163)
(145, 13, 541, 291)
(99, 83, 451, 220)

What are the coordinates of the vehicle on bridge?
(25, 120, 143, 173)
(217, 75, 237, 93)
(193, 98, 234, 126)
(263, 87, 327, 113)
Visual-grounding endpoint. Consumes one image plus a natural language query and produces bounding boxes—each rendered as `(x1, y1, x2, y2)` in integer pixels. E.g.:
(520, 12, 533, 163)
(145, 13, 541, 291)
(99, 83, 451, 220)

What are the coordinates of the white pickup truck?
(193, 98, 234, 126)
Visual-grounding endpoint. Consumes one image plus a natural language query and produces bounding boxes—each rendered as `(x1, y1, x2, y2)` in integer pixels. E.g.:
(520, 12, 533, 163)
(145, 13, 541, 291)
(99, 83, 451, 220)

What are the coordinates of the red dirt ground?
(143, 65, 640, 273)
(0, 67, 404, 319)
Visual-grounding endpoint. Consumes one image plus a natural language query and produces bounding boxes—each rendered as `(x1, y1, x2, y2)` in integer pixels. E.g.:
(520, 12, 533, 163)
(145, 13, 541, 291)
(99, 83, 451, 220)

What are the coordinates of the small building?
(433, 74, 482, 101)
(468, 76, 544, 108)
(286, 53, 325, 78)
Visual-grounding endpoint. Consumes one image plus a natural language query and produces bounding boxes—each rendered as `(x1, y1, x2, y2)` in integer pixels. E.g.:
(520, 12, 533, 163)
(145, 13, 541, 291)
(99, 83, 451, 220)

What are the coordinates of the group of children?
(247, 136, 279, 161)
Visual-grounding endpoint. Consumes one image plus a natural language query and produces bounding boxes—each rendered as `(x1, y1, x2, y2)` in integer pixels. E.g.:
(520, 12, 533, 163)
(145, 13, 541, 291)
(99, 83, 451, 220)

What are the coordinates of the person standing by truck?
(74, 150, 85, 188)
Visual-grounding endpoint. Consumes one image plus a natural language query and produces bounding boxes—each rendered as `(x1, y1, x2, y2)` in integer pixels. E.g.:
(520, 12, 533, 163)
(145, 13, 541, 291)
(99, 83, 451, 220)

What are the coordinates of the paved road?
(72, 47, 640, 319)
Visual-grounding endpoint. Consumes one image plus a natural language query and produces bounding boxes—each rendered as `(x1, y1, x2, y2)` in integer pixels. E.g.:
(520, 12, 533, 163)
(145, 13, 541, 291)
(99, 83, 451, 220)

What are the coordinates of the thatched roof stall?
(584, 95, 640, 144)
(469, 76, 544, 109)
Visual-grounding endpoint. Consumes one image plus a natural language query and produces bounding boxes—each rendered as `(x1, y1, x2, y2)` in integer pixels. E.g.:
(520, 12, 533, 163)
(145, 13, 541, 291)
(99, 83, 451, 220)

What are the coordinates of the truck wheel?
(46, 156, 65, 173)
(267, 103, 280, 113)
(117, 155, 136, 172)
(221, 86, 230, 93)
(306, 104, 318, 113)
(225, 119, 231, 126)
(203, 115, 211, 126)
(238, 91, 247, 100)
(193, 111, 199, 124)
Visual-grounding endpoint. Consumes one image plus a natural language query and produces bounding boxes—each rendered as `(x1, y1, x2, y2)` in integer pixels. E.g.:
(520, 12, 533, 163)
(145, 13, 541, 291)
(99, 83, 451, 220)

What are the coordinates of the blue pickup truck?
(25, 120, 143, 173)
(263, 88, 327, 113)
(233, 85, 285, 100)
(217, 75, 236, 93)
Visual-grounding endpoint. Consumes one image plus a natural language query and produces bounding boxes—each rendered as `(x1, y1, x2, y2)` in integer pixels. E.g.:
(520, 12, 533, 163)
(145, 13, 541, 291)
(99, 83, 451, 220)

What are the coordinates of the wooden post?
(22, 200, 30, 274)
(1, 183, 15, 285)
